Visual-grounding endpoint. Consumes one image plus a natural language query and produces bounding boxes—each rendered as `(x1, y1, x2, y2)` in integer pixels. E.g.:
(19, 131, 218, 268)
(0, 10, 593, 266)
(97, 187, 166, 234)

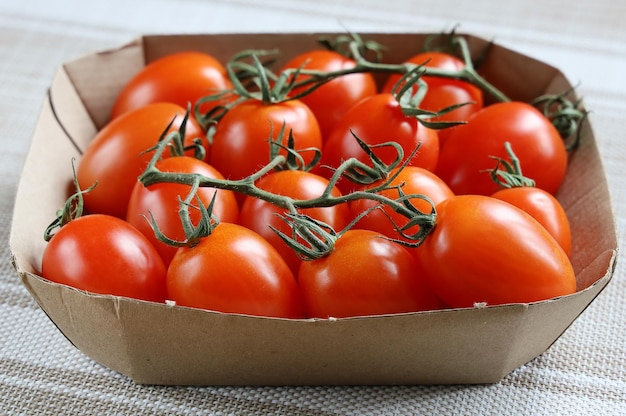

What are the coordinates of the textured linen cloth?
(1, 0, 625, 414)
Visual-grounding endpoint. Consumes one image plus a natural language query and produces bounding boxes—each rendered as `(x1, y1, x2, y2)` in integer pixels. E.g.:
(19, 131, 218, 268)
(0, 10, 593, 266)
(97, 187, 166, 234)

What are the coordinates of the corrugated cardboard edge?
(9, 32, 619, 386)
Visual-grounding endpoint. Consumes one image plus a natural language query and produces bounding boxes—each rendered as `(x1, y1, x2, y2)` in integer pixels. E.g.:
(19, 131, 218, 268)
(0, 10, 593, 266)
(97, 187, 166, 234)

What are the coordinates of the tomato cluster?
(41, 34, 581, 320)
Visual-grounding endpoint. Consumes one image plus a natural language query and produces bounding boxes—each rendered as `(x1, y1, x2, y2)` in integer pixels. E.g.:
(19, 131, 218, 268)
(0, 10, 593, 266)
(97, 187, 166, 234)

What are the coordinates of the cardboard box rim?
(9, 32, 618, 386)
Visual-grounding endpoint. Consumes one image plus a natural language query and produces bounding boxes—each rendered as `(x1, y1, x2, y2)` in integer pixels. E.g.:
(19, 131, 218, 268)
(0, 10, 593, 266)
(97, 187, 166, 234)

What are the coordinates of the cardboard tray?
(9, 32, 618, 385)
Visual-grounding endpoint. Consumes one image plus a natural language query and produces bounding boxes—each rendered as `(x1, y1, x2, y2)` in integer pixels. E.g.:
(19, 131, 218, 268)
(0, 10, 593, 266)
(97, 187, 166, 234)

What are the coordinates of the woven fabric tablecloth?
(1, 0, 625, 414)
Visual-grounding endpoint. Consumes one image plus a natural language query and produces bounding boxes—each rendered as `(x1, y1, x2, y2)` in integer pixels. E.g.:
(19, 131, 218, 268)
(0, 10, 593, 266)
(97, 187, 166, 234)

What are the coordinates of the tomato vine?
(195, 31, 586, 147)
(139, 125, 437, 255)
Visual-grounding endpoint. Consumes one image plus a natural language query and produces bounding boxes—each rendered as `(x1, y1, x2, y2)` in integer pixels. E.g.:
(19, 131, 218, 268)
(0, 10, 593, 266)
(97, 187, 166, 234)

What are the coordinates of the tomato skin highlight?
(41, 214, 167, 302)
(167, 223, 305, 318)
(414, 195, 576, 308)
(298, 229, 443, 318)
(126, 156, 240, 266)
(382, 51, 483, 146)
(319, 93, 439, 194)
(110, 51, 232, 120)
(209, 99, 322, 181)
(239, 170, 351, 275)
(349, 166, 454, 242)
(491, 187, 572, 257)
(435, 101, 568, 196)
(77, 102, 205, 219)
(280, 49, 378, 139)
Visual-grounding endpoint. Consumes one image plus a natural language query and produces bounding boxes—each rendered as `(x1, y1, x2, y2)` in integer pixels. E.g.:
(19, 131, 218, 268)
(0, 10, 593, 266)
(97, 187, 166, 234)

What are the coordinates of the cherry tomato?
(414, 195, 576, 308)
(41, 214, 167, 302)
(318, 93, 439, 194)
(239, 170, 351, 275)
(280, 49, 377, 139)
(349, 166, 454, 242)
(382, 51, 483, 146)
(77, 102, 205, 218)
(209, 99, 322, 182)
(298, 229, 443, 318)
(110, 51, 232, 120)
(167, 222, 304, 318)
(491, 186, 572, 256)
(126, 156, 240, 266)
(435, 101, 568, 196)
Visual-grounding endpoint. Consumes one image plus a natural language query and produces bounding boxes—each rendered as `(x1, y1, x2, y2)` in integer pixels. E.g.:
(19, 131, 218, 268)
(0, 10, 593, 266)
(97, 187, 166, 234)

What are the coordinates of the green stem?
(281, 35, 510, 103)
(219, 34, 510, 110)
(139, 134, 437, 247)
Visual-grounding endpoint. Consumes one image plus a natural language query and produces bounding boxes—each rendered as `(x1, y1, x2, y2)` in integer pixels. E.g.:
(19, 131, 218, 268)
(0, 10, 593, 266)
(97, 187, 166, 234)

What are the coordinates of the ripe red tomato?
(298, 229, 443, 318)
(382, 51, 483, 146)
(491, 187, 572, 257)
(279, 49, 378, 139)
(110, 51, 232, 120)
(126, 156, 240, 266)
(318, 93, 439, 194)
(435, 101, 568, 196)
(209, 99, 322, 182)
(239, 170, 351, 275)
(77, 102, 205, 218)
(167, 222, 304, 318)
(349, 166, 454, 242)
(414, 195, 576, 308)
(41, 214, 167, 302)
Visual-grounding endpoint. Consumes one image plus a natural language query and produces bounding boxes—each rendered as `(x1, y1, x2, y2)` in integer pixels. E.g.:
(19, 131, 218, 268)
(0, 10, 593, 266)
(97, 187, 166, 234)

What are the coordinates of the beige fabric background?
(1, 0, 625, 414)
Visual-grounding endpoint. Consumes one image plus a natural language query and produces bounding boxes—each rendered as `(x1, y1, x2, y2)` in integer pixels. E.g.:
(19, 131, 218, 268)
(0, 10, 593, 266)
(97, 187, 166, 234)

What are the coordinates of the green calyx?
(487, 142, 536, 189)
(532, 88, 588, 151)
(44, 159, 94, 242)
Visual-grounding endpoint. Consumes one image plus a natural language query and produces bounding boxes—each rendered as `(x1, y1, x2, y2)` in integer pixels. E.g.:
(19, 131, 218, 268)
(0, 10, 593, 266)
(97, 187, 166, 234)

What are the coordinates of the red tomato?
(298, 229, 443, 318)
(209, 99, 322, 182)
(126, 156, 240, 266)
(41, 214, 167, 302)
(414, 195, 576, 308)
(167, 223, 304, 318)
(435, 101, 568, 196)
(239, 170, 351, 275)
(110, 51, 232, 120)
(382, 51, 483, 146)
(491, 187, 572, 257)
(280, 49, 377, 139)
(77, 102, 205, 218)
(318, 93, 439, 194)
(349, 166, 454, 242)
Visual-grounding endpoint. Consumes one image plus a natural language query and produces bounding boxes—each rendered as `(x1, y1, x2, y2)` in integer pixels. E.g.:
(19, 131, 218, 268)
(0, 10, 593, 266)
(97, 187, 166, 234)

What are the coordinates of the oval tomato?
(318, 93, 439, 194)
(126, 156, 240, 266)
(298, 229, 443, 318)
(41, 214, 167, 302)
(77, 102, 205, 218)
(209, 99, 322, 182)
(350, 166, 454, 242)
(110, 51, 232, 121)
(239, 170, 351, 275)
(435, 101, 568, 196)
(414, 195, 576, 308)
(491, 186, 572, 256)
(382, 51, 483, 146)
(167, 222, 304, 318)
(280, 49, 377, 139)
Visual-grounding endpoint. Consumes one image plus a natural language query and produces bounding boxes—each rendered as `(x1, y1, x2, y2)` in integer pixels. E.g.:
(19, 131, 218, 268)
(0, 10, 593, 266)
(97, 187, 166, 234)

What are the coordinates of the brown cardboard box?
(9, 33, 618, 385)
